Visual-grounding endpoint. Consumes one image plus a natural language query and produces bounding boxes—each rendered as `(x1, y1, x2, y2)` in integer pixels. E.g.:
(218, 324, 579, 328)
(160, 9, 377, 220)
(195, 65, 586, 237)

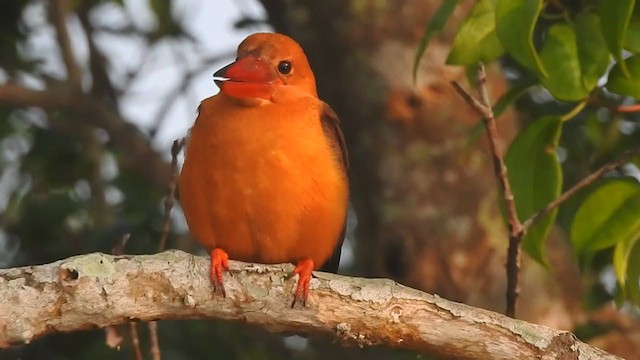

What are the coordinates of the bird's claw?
(290, 258, 314, 308)
(210, 248, 229, 297)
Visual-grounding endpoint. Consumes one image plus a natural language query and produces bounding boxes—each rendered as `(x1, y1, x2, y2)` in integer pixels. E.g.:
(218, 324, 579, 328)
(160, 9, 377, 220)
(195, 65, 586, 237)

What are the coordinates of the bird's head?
(214, 33, 317, 104)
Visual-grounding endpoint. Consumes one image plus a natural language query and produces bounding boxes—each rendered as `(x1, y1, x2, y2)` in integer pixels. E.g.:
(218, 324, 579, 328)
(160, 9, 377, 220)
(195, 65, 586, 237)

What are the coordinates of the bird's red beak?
(214, 56, 279, 100)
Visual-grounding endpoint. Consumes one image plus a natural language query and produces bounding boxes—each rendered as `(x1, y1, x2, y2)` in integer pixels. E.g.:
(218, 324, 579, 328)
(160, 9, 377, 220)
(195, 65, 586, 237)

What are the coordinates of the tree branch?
(0, 84, 172, 191)
(146, 138, 184, 359)
(156, 139, 184, 261)
(77, 4, 119, 106)
(51, 0, 83, 87)
(451, 64, 524, 319)
(521, 144, 640, 231)
(147, 52, 234, 139)
(612, 103, 640, 113)
(0, 251, 621, 359)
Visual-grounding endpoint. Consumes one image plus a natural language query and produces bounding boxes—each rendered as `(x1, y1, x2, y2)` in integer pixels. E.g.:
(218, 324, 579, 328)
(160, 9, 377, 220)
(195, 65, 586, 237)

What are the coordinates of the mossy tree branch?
(0, 251, 621, 359)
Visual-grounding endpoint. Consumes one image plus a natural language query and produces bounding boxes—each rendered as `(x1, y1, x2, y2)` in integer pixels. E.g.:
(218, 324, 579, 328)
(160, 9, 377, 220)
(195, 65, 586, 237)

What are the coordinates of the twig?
(120, 48, 155, 96)
(104, 326, 123, 350)
(452, 66, 640, 318)
(119, 235, 143, 360)
(129, 323, 143, 360)
(148, 52, 233, 139)
(148, 321, 160, 360)
(560, 99, 588, 121)
(147, 138, 185, 360)
(612, 104, 640, 113)
(111, 233, 131, 256)
(451, 64, 523, 318)
(107, 234, 143, 360)
(0, 84, 173, 192)
(51, 0, 82, 87)
(77, 6, 118, 106)
(588, 94, 640, 114)
(148, 72, 191, 139)
(473, 66, 522, 240)
(521, 145, 640, 231)
(156, 138, 185, 252)
(149, 44, 202, 139)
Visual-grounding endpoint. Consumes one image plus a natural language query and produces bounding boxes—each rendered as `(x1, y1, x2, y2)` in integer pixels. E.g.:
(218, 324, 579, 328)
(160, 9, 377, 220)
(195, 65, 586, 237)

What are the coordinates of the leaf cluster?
(415, 0, 640, 308)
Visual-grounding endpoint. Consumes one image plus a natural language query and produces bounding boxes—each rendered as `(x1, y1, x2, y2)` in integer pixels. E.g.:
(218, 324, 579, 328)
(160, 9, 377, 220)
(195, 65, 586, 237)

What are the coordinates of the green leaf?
(607, 55, 640, 98)
(495, 0, 547, 77)
(447, 0, 504, 65)
(623, 239, 640, 305)
(571, 179, 640, 257)
(413, 0, 460, 82)
(505, 116, 563, 264)
(623, 15, 640, 53)
(598, 0, 635, 76)
(613, 230, 640, 287)
(574, 13, 612, 91)
(538, 14, 610, 101)
(539, 24, 586, 101)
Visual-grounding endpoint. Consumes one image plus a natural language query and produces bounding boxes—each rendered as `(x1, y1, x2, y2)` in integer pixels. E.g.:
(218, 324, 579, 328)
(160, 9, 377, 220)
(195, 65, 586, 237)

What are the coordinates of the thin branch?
(148, 73, 192, 139)
(156, 138, 185, 252)
(472, 65, 523, 240)
(108, 234, 143, 359)
(451, 64, 523, 318)
(51, 0, 82, 87)
(560, 99, 588, 121)
(149, 43, 200, 139)
(129, 323, 143, 360)
(120, 48, 155, 96)
(111, 233, 131, 256)
(77, 6, 118, 106)
(0, 251, 622, 360)
(521, 144, 640, 231)
(588, 94, 640, 114)
(148, 322, 160, 360)
(612, 103, 640, 113)
(148, 52, 233, 139)
(104, 326, 123, 350)
(0, 84, 173, 192)
(451, 82, 491, 119)
(147, 138, 184, 360)
(0, 83, 76, 108)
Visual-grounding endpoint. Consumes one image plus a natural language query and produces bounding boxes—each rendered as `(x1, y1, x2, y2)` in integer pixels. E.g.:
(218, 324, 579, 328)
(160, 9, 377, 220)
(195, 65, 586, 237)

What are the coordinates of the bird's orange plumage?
(179, 33, 348, 305)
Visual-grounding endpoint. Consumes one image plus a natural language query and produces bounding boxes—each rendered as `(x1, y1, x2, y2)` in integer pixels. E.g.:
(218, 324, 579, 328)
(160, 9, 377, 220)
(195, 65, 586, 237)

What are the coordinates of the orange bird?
(179, 33, 349, 307)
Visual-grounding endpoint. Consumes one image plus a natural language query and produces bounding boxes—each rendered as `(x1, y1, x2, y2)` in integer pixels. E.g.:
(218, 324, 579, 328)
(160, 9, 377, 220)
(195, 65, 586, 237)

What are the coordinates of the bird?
(178, 32, 349, 307)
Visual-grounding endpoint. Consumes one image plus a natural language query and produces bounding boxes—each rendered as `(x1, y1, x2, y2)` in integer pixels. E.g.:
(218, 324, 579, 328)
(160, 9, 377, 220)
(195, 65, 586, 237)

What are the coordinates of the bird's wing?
(320, 103, 349, 170)
(319, 103, 348, 273)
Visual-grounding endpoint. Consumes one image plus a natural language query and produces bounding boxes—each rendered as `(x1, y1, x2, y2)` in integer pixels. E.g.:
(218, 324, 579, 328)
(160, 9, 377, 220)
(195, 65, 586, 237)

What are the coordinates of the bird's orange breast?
(179, 94, 348, 269)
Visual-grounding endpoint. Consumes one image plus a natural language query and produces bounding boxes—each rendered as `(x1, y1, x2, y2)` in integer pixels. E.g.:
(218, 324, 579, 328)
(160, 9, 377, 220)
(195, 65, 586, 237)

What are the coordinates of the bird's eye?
(277, 60, 292, 75)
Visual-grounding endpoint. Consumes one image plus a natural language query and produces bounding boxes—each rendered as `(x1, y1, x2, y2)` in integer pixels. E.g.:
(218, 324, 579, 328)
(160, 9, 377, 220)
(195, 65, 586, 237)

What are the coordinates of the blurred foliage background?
(0, 0, 639, 359)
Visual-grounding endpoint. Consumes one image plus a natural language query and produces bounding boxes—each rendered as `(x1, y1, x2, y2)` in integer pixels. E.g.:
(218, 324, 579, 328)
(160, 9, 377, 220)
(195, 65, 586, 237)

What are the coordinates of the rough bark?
(0, 251, 620, 359)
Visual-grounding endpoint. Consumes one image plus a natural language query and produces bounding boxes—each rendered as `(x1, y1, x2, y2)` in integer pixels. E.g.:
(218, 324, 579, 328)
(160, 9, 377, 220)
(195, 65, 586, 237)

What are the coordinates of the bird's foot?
(290, 258, 314, 308)
(210, 248, 229, 297)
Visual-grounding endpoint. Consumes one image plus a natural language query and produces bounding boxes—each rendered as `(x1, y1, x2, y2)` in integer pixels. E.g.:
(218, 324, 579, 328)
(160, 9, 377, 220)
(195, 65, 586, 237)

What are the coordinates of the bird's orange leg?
(290, 258, 314, 308)
(210, 248, 229, 297)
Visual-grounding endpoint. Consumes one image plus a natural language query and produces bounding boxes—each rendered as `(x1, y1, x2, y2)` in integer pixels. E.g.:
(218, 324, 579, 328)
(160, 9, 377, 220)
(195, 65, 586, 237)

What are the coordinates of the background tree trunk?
(258, 0, 582, 328)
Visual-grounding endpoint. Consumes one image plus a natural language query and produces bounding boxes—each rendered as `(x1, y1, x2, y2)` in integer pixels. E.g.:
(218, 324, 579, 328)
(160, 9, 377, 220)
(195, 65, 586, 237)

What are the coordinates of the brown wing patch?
(319, 103, 348, 273)
(320, 103, 349, 171)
